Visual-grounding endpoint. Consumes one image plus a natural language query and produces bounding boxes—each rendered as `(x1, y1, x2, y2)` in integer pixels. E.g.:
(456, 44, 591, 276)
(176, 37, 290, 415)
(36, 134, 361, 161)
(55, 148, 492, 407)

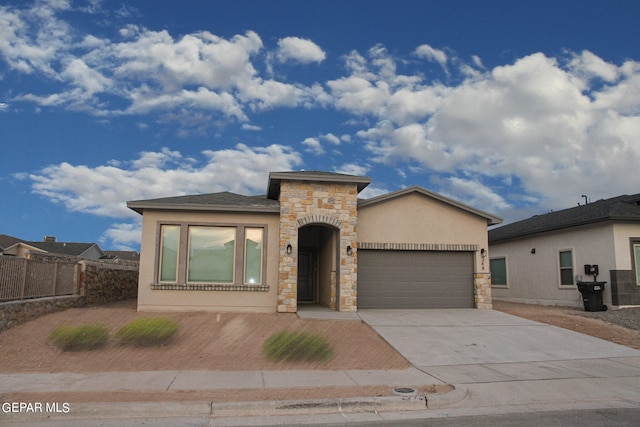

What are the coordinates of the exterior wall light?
(346, 245, 353, 256)
(286, 243, 292, 255)
(480, 248, 487, 258)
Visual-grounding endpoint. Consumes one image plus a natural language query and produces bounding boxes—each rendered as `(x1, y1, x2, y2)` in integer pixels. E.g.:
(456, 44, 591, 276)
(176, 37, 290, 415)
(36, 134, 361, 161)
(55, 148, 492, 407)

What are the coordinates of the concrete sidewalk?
(0, 368, 465, 424)
(0, 368, 441, 394)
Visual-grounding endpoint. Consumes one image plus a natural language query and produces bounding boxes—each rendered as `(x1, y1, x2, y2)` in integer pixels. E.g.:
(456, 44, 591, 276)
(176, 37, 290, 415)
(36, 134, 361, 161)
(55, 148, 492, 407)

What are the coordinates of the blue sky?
(1, 0, 639, 251)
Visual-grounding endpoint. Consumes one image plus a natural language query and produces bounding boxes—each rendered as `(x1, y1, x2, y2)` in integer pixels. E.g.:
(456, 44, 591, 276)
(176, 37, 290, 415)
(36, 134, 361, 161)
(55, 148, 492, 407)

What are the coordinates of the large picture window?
(188, 226, 236, 283)
(559, 250, 574, 286)
(154, 223, 267, 290)
(159, 225, 180, 283)
(244, 228, 263, 284)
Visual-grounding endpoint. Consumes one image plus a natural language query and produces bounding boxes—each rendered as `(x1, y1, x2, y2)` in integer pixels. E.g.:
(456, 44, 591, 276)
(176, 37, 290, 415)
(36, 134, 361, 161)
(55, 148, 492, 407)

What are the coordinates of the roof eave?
(488, 216, 631, 243)
(126, 202, 280, 215)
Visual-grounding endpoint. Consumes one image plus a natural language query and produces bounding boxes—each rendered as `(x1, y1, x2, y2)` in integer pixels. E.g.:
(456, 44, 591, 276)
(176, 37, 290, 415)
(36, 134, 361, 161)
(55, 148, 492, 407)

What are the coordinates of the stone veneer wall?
(474, 272, 492, 309)
(80, 261, 139, 306)
(0, 295, 82, 332)
(278, 180, 359, 312)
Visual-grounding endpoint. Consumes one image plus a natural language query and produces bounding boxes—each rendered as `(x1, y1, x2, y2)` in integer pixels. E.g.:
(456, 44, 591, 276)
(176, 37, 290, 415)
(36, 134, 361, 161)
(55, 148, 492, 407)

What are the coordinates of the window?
(154, 223, 266, 290)
(634, 244, 640, 285)
(244, 228, 263, 284)
(188, 226, 235, 283)
(490, 257, 507, 286)
(559, 250, 574, 286)
(159, 225, 179, 283)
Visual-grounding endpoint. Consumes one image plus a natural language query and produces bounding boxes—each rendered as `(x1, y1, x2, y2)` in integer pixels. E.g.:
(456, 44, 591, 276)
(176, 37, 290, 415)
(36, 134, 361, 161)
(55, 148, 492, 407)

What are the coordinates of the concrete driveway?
(358, 309, 640, 388)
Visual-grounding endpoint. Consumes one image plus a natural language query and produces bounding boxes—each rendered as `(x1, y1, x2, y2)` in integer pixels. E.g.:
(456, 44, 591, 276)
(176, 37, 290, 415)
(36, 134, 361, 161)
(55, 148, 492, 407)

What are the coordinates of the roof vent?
(43, 236, 56, 243)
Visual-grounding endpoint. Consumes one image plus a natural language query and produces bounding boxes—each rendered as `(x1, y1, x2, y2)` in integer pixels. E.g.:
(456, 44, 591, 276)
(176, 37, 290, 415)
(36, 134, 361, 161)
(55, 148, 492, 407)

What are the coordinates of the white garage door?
(357, 250, 474, 309)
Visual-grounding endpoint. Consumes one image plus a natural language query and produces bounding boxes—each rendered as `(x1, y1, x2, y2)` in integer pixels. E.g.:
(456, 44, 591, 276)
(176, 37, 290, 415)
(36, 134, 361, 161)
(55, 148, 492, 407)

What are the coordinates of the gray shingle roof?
(26, 241, 100, 257)
(489, 193, 640, 243)
(127, 191, 280, 214)
(0, 234, 23, 251)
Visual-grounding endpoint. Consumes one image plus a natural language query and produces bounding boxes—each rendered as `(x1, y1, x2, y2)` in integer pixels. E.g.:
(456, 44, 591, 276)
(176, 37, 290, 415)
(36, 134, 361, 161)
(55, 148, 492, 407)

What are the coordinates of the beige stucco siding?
(137, 210, 280, 312)
(490, 222, 616, 307)
(357, 192, 490, 275)
(613, 223, 640, 271)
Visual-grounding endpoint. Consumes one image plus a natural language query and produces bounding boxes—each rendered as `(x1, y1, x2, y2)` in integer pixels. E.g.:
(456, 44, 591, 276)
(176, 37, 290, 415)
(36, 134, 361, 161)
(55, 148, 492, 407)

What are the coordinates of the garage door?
(357, 250, 474, 309)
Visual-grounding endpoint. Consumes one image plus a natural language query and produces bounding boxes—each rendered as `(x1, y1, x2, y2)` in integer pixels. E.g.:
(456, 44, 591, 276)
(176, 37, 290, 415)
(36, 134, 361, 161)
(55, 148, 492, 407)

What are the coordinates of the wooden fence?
(0, 257, 78, 301)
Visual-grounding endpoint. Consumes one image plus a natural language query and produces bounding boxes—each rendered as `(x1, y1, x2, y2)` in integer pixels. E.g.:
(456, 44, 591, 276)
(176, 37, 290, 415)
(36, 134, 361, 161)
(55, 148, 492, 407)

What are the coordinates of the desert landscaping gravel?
(578, 307, 640, 331)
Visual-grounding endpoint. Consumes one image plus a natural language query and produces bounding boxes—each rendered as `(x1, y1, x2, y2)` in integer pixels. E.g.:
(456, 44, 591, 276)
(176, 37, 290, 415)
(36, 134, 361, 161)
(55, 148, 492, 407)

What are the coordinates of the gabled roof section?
(358, 186, 503, 226)
(267, 171, 371, 200)
(0, 234, 23, 251)
(489, 193, 640, 243)
(27, 241, 101, 257)
(127, 191, 280, 215)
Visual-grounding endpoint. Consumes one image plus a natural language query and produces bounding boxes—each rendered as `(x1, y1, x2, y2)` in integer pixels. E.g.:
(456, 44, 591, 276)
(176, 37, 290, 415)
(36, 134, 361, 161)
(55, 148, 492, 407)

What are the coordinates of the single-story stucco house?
(0, 234, 104, 260)
(127, 171, 502, 313)
(488, 193, 640, 308)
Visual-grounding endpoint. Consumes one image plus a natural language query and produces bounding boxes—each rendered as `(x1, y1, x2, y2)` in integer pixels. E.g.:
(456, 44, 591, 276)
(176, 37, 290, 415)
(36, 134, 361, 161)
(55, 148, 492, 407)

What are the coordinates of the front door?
(297, 249, 316, 302)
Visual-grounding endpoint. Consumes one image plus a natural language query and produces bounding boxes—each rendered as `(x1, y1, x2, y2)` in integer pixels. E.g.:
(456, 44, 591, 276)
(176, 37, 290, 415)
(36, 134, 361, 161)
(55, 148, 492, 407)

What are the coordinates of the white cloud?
(353, 50, 640, 211)
(333, 163, 369, 177)
(28, 144, 303, 218)
(276, 37, 326, 64)
(301, 133, 344, 156)
(302, 137, 324, 155)
(101, 221, 142, 250)
(241, 123, 262, 131)
(415, 44, 448, 67)
(441, 177, 510, 212)
(1, 5, 326, 126)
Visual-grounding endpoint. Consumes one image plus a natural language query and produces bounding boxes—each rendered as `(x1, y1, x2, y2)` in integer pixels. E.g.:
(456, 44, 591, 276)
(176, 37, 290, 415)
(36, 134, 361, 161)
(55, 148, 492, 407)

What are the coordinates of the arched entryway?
(297, 224, 340, 309)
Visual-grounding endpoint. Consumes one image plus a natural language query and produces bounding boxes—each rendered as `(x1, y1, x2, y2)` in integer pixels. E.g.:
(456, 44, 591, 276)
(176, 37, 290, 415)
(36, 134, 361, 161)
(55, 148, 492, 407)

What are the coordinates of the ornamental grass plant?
(115, 317, 179, 347)
(263, 330, 334, 363)
(48, 324, 110, 351)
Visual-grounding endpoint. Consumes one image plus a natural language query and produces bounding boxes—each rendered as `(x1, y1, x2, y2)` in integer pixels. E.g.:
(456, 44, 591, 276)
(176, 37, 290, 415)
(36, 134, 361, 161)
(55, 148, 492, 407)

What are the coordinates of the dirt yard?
(493, 300, 640, 350)
(1, 299, 638, 404)
(0, 299, 410, 373)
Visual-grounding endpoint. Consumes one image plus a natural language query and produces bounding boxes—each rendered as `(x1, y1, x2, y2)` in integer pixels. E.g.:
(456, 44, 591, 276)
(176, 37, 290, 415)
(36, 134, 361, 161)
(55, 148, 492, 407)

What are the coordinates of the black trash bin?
(577, 281, 607, 312)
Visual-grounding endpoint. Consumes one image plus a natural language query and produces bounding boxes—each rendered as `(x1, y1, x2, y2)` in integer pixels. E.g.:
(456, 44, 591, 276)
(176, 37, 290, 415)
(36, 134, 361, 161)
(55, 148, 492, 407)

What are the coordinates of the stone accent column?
(474, 272, 492, 309)
(277, 181, 359, 312)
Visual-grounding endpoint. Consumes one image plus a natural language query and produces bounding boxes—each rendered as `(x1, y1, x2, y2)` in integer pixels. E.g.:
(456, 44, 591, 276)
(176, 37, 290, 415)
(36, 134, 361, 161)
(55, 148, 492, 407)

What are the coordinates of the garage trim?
(358, 242, 479, 251)
(357, 248, 476, 309)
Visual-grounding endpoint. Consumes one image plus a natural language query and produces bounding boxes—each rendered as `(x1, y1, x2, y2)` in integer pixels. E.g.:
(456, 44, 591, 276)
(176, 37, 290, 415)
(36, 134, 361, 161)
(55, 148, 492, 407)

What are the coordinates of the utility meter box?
(584, 264, 599, 276)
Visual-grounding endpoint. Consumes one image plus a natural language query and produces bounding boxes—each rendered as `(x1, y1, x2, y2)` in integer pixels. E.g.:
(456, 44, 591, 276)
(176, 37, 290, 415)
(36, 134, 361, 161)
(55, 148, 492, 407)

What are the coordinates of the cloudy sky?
(1, 0, 639, 251)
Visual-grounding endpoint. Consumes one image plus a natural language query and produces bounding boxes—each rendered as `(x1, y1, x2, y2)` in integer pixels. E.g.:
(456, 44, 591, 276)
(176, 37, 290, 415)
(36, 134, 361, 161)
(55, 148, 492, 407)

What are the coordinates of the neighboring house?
(0, 235, 105, 260)
(102, 251, 141, 261)
(488, 194, 640, 308)
(128, 171, 501, 313)
(0, 234, 23, 255)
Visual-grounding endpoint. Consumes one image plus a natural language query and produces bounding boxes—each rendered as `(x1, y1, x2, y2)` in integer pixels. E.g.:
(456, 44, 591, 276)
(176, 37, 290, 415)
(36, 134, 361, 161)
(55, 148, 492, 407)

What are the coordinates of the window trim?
(153, 222, 268, 291)
(558, 248, 575, 288)
(243, 227, 264, 285)
(632, 239, 640, 286)
(158, 224, 180, 283)
(489, 256, 508, 288)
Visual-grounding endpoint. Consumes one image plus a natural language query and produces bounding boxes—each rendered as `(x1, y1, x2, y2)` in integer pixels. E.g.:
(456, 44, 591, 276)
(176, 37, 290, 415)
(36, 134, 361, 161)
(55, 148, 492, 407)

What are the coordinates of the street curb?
(0, 385, 467, 421)
(426, 385, 467, 409)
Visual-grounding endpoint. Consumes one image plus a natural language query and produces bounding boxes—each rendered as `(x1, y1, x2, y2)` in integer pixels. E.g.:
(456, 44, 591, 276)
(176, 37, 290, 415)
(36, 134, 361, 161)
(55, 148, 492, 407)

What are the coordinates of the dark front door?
(297, 249, 316, 302)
